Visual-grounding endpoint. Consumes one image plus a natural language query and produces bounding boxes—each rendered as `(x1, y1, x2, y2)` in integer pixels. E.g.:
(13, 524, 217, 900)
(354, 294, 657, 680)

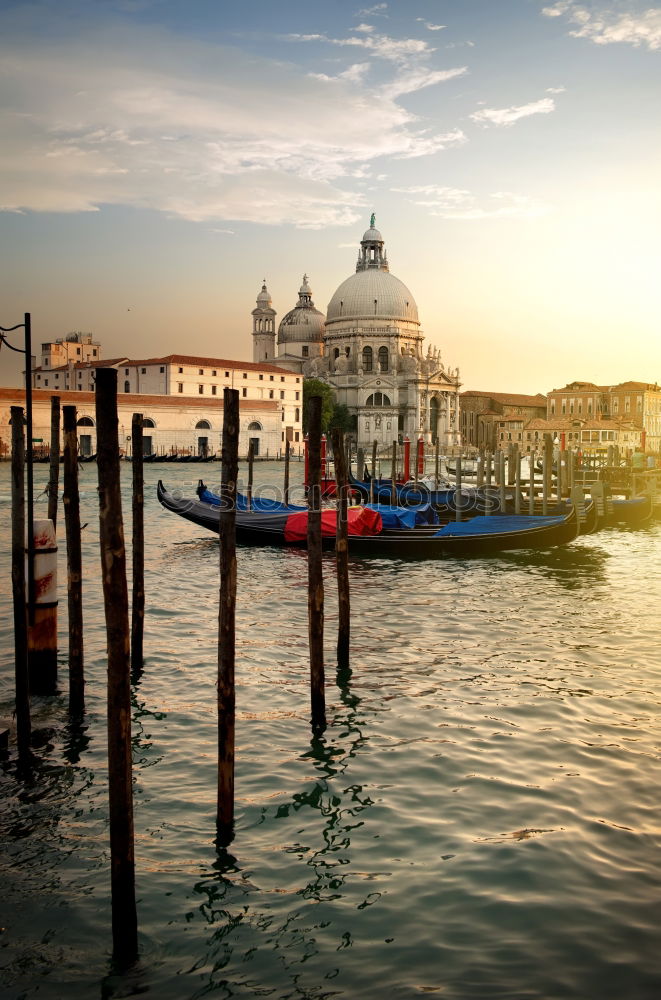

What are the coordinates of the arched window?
(124, 380, 130, 393)
(365, 392, 391, 407)
(77, 416, 94, 426)
(334, 347, 340, 359)
(195, 419, 211, 430)
(248, 421, 262, 431)
(143, 418, 156, 428)
(362, 346, 373, 371)
(378, 347, 389, 372)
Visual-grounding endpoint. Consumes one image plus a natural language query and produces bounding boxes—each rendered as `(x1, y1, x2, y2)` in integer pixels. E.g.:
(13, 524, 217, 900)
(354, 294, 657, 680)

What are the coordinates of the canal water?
(1, 461, 660, 1000)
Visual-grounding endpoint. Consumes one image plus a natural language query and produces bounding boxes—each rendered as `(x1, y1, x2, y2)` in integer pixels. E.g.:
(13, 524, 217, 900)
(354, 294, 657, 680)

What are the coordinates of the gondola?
(347, 470, 507, 513)
(157, 482, 579, 558)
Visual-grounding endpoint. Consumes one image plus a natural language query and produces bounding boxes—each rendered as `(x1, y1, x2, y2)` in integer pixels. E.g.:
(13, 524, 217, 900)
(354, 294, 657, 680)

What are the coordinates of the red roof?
(461, 391, 547, 407)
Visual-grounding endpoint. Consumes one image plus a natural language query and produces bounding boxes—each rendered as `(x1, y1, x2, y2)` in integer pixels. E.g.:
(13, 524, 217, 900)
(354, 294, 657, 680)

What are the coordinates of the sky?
(1, 0, 660, 394)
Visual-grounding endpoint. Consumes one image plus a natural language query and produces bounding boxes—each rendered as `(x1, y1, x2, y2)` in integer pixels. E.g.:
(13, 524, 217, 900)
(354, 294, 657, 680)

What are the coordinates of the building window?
(178, 367, 183, 373)
(242, 387, 247, 397)
(378, 346, 389, 372)
(225, 371, 229, 377)
(177, 383, 183, 393)
(296, 378, 300, 383)
(196, 420, 211, 429)
(362, 346, 373, 371)
(295, 408, 300, 422)
(248, 421, 262, 431)
(160, 366, 165, 373)
(198, 385, 204, 394)
(259, 374, 263, 380)
(143, 418, 156, 428)
(295, 431, 300, 442)
(212, 370, 217, 377)
(125, 368, 129, 375)
(282, 411, 285, 421)
(211, 385, 217, 396)
(269, 375, 274, 381)
(295, 391, 300, 400)
(243, 373, 247, 379)
(141, 367, 146, 374)
(93, 349, 97, 357)
(124, 381, 130, 392)
(280, 376, 285, 382)
(44, 379, 49, 387)
(199, 369, 204, 375)
(280, 390, 285, 399)
(302, 346, 309, 358)
(269, 389, 274, 398)
(366, 392, 391, 407)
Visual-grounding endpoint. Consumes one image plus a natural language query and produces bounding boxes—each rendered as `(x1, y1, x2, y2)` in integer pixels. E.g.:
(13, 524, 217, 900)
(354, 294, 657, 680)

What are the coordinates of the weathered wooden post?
(543, 434, 553, 514)
(454, 455, 462, 522)
(62, 405, 84, 713)
(371, 439, 378, 479)
(28, 519, 58, 695)
(95, 367, 137, 964)
(246, 439, 254, 510)
(11, 406, 31, 757)
(529, 450, 536, 515)
(47, 395, 60, 527)
(390, 441, 397, 504)
(485, 450, 492, 516)
(283, 439, 290, 505)
(131, 413, 144, 676)
(434, 438, 440, 489)
(499, 451, 507, 513)
(307, 396, 326, 731)
(417, 436, 425, 479)
(403, 436, 411, 483)
(218, 387, 239, 840)
(514, 447, 521, 515)
(332, 427, 350, 670)
(507, 441, 515, 485)
(356, 446, 364, 482)
(476, 450, 484, 489)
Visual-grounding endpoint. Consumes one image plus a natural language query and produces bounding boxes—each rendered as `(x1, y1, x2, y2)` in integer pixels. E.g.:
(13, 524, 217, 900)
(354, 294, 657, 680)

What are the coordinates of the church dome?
(277, 274, 325, 345)
(326, 270, 418, 325)
(325, 217, 419, 326)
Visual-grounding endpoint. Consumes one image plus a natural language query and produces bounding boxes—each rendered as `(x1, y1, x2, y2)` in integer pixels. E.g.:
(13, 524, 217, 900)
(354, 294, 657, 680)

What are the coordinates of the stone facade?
(1, 387, 288, 461)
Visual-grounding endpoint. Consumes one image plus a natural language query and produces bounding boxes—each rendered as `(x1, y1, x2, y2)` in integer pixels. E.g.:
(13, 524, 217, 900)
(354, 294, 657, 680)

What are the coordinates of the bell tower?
(251, 280, 276, 363)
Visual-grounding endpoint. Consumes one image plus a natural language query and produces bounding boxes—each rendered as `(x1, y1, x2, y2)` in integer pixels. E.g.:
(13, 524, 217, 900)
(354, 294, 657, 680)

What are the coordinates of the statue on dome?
(370, 212, 375, 228)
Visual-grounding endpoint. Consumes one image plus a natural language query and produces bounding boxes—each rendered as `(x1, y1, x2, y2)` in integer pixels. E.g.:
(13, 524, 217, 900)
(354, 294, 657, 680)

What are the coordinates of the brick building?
(547, 381, 661, 452)
(460, 391, 547, 449)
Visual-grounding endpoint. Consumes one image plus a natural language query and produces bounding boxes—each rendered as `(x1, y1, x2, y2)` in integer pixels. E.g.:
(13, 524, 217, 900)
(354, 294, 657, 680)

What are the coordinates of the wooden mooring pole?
(390, 441, 397, 504)
(11, 406, 31, 758)
(62, 406, 84, 713)
(47, 395, 60, 527)
(95, 368, 138, 965)
(217, 388, 239, 841)
(247, 439, 254, 510)
(332, 427, 350, 670)
(131, 413, 144, 676)
(307, 396, 326, 731)
(283, 439, 290, 505)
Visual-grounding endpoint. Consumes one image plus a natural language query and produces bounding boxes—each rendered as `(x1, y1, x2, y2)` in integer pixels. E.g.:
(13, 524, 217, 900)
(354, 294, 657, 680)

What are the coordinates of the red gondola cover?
(283, 506, 382, 543)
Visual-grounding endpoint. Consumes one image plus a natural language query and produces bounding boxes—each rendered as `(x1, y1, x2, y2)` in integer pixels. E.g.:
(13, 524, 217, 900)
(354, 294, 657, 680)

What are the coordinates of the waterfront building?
(520, 415, 642, 455)
(460, 391, 547, 450)
(31, 354, 303, 456)
(0, 386, 287, 460)
(252, 218, 462, 450)
(547, 381, 661, 452)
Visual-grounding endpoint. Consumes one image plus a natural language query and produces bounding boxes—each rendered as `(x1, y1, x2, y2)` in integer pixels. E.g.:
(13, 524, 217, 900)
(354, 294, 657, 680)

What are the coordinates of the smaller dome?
(362, 227, 383, 243)
(256, 280, 272, 307)
(277, 274, 326, 345)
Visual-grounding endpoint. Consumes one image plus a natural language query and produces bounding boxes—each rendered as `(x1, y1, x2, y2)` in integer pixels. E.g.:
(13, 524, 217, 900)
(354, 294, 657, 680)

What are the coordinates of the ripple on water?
(1, 464, 661, 999)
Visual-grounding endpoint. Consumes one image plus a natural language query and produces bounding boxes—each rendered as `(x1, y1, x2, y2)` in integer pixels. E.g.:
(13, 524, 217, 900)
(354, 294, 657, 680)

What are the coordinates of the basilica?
(252, 218, 461, 450)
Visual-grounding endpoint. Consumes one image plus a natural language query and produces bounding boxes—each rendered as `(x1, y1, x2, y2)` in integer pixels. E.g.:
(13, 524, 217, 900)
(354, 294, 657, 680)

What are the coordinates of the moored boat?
(157, 481, 579, 558)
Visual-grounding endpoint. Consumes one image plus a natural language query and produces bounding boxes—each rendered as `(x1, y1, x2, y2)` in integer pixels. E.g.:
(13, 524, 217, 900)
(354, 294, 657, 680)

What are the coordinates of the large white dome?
(326, 269, 419, 326)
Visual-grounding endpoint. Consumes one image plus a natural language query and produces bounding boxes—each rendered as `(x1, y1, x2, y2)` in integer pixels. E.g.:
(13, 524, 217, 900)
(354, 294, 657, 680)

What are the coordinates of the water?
(1, 461, 660, 1000)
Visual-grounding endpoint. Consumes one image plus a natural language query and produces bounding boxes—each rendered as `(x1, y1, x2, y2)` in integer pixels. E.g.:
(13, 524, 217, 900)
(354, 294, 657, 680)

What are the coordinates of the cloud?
(392, 185, 550, 220)
(286, 29, 439, 64)
(356, 3, 388, 16)
(416, 19, 447, 31)
(0, 15, 464, 227)
(470, 97, 555, 126)
(542, 2, 661, 50)
(546, 85, 566, 93)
